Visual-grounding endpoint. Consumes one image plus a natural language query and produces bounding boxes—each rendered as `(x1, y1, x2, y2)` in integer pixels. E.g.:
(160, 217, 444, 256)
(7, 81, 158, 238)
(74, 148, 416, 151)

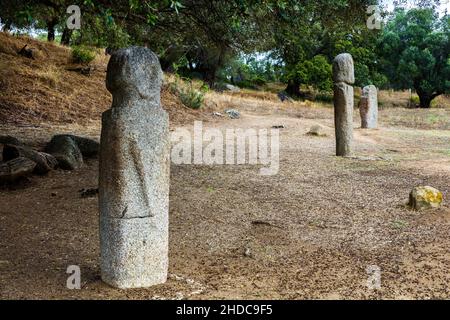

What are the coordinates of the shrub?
(169, 76, 206, 109)
(71, 46, 96, 64)
(179, 85, 205, 109)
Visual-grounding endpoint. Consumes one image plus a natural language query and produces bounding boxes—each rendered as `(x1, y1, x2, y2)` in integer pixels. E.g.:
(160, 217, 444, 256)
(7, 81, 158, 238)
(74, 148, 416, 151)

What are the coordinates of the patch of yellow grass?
(36, 65, 61, 88)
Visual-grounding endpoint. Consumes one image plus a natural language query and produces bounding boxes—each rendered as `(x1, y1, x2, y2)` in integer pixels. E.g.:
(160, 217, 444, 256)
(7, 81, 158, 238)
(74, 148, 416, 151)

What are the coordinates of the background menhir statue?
(99, 47, 170, 289)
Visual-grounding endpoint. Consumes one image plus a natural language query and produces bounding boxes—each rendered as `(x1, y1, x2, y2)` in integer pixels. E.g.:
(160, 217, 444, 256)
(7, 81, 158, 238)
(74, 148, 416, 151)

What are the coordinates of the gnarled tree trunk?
(285, 79, 301, 97)
(416, 88, 441, 108)
(60, 27, 73, 46)
(47, 19, 58, 42)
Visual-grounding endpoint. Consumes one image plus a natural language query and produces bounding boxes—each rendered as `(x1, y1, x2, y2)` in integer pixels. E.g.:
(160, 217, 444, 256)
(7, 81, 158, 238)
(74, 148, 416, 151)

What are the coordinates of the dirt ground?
(0, 104, 449, 300)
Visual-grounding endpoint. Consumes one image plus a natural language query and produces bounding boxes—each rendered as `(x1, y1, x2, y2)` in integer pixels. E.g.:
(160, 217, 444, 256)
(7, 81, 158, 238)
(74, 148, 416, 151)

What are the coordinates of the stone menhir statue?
(99, 47, 170, 289)
(359, 85, 378, 129)
(333, 53, 355, 157)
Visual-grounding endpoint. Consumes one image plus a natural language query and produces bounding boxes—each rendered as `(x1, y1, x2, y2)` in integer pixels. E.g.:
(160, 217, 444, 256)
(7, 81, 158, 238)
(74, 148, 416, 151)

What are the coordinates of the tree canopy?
(378, 7, 449, 107)
(0, 0, 448, 106)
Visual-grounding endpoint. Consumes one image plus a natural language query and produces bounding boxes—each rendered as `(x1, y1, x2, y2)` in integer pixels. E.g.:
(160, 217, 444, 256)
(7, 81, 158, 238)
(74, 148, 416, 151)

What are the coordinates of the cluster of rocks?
(0, 134, 99, 184)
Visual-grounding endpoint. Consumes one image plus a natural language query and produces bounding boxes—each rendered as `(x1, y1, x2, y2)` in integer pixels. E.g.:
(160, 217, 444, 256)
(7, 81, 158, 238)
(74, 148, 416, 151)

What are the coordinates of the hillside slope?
(0, 32, 205, 126)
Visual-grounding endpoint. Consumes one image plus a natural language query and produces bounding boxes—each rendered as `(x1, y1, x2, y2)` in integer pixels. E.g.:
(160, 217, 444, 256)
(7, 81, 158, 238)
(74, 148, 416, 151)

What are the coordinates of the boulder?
(307, 125, 327, 137)
(408, 186, 443, 210)
(0, 157, 36, 183)
(45, 135, 83, 170)
(3, 144, 57, 174)
(51, 134, 99, 158)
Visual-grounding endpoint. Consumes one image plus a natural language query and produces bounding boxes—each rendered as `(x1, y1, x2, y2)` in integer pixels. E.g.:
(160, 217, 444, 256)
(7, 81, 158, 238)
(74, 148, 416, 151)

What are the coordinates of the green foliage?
(71, 46, 96, 64)
(218, 53, 282, 89)
(169, 76, 206, 109)
(378, 8, 450, 107)
(264, 0, 374, 95)
(285, 55, 332, 92)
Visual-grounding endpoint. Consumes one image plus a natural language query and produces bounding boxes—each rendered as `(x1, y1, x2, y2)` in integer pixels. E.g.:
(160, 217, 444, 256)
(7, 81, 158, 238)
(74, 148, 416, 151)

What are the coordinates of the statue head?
(106, 46, 162, 102)
(332, 53, 355, 85)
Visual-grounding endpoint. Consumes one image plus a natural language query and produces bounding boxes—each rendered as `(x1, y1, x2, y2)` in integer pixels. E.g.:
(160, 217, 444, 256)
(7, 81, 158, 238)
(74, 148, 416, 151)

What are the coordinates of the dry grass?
(379, 90, 450, 109)
(0, 32, 201, 127)
(380, 107, 450, 130)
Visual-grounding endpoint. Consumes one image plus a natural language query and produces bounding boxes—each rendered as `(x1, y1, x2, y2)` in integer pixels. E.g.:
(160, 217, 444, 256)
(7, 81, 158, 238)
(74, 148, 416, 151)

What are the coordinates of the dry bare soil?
(0, 32, 449, 299)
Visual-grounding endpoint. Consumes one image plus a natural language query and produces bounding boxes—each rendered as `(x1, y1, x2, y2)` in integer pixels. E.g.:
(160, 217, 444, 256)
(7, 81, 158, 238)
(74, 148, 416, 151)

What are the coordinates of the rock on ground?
(45, 135, 83, 170)
(307, 125, 327, 137)
(3, 144, 57, 174)
(0, 157, 36, 183)
(225, 109, 240, 119)
(408, 186, 443, 210)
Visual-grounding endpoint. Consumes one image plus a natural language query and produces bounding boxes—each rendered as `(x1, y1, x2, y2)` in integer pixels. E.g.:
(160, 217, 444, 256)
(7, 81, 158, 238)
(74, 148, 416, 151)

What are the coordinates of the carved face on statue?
(106, 46, 163, 101)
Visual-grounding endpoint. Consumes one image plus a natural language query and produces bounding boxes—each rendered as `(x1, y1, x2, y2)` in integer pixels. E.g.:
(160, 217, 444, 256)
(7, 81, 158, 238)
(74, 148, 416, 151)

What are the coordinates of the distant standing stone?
(409, 186, 443, 210)
(359, 85, 378, 129)
(99, 47, 170, 289)
(333, 53, 354, 156)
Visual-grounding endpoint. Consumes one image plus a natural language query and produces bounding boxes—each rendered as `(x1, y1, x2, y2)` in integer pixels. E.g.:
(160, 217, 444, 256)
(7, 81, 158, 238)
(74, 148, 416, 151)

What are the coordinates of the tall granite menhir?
(333, 53, 355, 157)
(99, 47, 170, 289)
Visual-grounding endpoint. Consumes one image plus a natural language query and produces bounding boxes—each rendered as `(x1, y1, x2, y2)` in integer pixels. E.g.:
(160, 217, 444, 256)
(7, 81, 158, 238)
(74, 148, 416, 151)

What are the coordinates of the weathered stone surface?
(61, 134, 99, 158)
(409, 186, 443, 210)
(0, 157, 36, 183)
(334, 82, 354, 156)
(332, 53, 355, 84)
(48, 134, 99, 158)
(45, 135, 83, 170)
(99, 46, 170, 289)
(3, 144, 57, 174)
(359, 85, 378, 129)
